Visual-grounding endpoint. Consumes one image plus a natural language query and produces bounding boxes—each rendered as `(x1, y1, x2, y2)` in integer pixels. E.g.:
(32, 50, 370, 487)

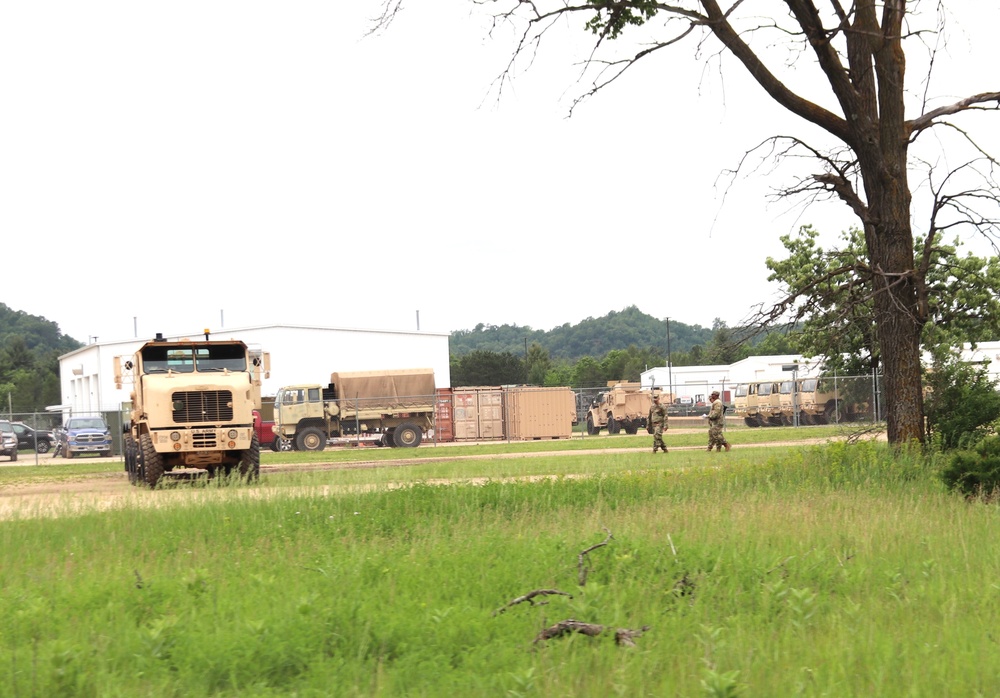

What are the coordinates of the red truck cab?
(253, 410, 277, 450)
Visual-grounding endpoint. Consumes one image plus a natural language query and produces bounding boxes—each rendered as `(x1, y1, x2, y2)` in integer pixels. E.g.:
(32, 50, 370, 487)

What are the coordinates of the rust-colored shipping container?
(505, 387, 575, 440)
(452, 386, 505, 441)
(434, 388, 454, 442)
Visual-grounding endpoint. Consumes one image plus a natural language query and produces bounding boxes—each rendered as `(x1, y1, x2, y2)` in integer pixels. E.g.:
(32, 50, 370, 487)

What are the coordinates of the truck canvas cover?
(329, 368, 436, 409)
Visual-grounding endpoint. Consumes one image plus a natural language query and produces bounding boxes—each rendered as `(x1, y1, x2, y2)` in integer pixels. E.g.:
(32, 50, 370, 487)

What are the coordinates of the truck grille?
(76, 434, 107, 444)
(192, 430, 218, 448)
(172, 390, 234, 423)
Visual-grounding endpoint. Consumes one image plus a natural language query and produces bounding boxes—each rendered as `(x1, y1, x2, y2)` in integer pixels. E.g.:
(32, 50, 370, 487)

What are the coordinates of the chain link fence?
(2, 409, 126, 462)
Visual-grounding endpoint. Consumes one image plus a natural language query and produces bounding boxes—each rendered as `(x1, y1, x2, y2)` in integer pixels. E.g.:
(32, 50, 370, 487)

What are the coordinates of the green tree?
(571, 356, 606, 389)
(525, 342, 551, 386)
(925, 352, 1000, 450)
(765, 226, 1000, 379)
(703, 320, 748, 366)
(752, 329, 802, 357)
(381, 3, 1000, 444)
(451, 350, 526, 386)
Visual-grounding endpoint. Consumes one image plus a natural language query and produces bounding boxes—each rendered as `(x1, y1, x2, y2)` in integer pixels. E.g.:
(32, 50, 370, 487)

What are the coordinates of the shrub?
(924, 352, 1000, 450)
(940, 436, 1000, 498)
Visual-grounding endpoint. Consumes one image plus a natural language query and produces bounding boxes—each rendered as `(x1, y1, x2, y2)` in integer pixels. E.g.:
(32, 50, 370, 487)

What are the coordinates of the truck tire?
(823, 402, 838, 424)
(586, 415, 599, 435)
(744, 416, 760, 427)
(393, 423, 423, 448)
(239, 434, 260, 481)
(36, 441, 50, 454)
(296, 427, 326, 451)
(607, 416, 620, 434)
(124, 436, 139, 485)
(624, 421, 639, 435)
(139, 433, 164, 488)
(9, 449, 16, 462)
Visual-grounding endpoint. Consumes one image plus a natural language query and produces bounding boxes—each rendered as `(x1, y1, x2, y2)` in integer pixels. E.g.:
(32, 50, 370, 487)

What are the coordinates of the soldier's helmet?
(710, 391, 720, 399)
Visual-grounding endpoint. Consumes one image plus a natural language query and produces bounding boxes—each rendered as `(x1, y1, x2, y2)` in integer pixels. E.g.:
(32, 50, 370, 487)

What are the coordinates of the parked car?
(58, 416, 112, 458)
(11, 422, 55, 453)
(0, 420, 18, 462)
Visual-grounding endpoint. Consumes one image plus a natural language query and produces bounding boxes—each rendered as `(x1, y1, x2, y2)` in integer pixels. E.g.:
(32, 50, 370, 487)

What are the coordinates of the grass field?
(2, 430, 996, 697)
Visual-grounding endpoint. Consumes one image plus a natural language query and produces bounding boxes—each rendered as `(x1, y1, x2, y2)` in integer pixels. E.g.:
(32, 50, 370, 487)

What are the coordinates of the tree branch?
(908, 92, 1000, 137)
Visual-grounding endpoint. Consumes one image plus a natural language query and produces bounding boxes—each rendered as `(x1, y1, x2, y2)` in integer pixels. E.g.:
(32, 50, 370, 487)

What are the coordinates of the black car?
(11, 422, 56, 453)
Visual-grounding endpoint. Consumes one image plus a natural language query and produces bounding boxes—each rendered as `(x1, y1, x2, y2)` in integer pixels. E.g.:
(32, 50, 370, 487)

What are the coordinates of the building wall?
(57, 325, 452, 414)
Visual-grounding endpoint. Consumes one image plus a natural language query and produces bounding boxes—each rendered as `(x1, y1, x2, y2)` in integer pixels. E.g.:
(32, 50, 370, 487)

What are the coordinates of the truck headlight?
(228, 429, 238, 440)
(170, 432, 181, 442)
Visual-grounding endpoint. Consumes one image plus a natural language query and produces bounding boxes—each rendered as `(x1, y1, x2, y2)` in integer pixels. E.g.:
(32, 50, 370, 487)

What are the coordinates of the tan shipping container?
(452, 387, 505, 441)
(505, 387, 575, 441)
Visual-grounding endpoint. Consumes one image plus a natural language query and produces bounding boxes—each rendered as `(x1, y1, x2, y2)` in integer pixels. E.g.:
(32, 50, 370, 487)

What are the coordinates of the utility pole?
(666, 317, 674, 403)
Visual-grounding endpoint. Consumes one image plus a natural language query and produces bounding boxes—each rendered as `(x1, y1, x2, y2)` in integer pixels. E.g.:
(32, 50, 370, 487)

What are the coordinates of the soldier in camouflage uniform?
(706, 390, 731, 452)
(648, 393, 669, 453)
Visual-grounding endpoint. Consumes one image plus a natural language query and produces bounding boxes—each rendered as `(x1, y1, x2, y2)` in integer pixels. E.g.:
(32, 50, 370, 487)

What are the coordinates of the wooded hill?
(0, 303, 82, 412)
(449, 306, 714, 360)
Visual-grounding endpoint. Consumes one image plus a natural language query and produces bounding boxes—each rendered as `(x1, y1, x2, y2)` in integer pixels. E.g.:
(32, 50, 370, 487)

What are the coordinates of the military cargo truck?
(798, 377, 846, 424)
(114, 332, 270, 487)
(757, 380, 783, 426)
(273, 368, 436, 450)
(733, 382, 765, 427)
(778, 379, 799, 425)
(586, 381, 655, 435)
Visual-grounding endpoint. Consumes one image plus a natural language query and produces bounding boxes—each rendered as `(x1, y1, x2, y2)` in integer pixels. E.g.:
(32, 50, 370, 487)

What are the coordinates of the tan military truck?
(586, 381, 655, 435)
(734, 382, 766, 427)
(798, 377, 844, 424)
(273, 368, 436, 450)
(777, 378, 799, 425)
(756, 380, 783, 426)
(114, 332, 270, 487)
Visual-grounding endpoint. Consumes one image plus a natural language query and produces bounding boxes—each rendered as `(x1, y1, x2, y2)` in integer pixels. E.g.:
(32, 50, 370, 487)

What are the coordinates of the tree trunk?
(864, 187, 925, 444)
(870, 259, 925, 443)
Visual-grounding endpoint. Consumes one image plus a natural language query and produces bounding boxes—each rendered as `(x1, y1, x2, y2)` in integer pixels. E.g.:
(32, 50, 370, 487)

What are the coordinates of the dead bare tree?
(373, 1, 1000, 445)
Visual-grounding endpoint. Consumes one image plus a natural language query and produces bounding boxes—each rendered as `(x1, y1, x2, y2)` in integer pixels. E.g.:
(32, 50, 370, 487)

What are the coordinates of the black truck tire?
(296, 427, 326, 451)
(393, 423, 423, 448)
(239, 434, 260, 481)
(140, 433, 164, 488)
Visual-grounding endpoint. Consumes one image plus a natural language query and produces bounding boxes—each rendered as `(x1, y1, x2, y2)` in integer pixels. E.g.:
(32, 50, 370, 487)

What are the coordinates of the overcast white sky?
(1, 2, 997, 344)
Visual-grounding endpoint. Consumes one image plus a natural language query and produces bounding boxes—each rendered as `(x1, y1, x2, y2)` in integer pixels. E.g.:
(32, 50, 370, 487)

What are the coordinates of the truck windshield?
(67, 418, 107, 430)
(277, 388, 302, 404)
(141, 344, 247, 373)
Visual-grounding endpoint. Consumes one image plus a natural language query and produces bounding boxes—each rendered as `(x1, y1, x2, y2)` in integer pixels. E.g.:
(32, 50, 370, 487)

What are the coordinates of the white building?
(640, 342, 1000, 403)
(57, 324, 451, 415)
(641, 355, 826, 402)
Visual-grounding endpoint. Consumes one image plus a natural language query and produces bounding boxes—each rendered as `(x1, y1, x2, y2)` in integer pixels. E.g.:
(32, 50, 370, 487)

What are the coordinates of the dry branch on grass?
(493, 589, 573, 616)
(532, 619, 651, 647)
(845, 424, 886, 445)
(494, 528, 651, 647)
(578, 527, 613, 586)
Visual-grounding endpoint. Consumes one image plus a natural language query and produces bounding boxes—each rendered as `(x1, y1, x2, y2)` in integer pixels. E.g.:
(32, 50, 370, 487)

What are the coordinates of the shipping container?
(452, 387, 504, 441)
(434, 388, 454, 442)
(505, 387, 575, 440)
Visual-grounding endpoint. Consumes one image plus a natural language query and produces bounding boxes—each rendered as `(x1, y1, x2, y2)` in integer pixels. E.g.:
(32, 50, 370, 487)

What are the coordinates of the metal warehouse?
(56, 324, 452, 415)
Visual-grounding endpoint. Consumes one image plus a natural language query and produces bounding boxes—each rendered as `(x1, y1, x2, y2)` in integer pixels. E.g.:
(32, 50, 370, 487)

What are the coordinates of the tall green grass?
(4, 441, 997, 696)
